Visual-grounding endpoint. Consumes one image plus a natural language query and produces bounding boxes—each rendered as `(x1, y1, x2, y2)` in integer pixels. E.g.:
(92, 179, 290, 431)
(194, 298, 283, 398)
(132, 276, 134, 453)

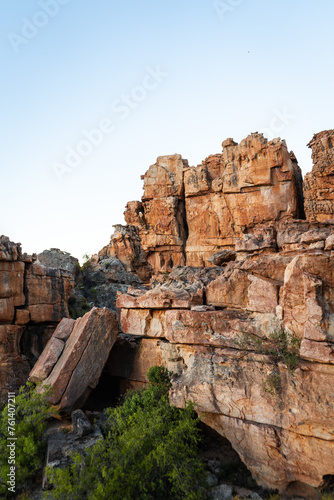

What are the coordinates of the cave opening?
(83, 371, 121, 412)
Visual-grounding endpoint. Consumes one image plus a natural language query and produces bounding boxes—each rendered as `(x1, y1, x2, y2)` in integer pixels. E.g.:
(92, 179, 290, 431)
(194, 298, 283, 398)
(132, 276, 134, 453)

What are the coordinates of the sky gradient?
(1, 0, 334, 260)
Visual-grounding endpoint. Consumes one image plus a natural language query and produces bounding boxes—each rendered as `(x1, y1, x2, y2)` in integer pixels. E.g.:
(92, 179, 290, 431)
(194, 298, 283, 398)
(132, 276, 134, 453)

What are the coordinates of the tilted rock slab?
(29, 308, 118, 413)
(29, 318, 76, 383)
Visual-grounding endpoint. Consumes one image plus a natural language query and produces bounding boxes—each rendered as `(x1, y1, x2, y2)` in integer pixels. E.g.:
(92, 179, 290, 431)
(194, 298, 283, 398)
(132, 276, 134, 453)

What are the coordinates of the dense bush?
(0, 383, 55, 497)
(46, 366, 207, 500)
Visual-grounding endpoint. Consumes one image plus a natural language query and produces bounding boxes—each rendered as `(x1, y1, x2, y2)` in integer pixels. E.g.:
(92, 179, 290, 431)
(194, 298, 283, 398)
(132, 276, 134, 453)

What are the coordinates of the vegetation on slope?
(45, 366, 207, 500)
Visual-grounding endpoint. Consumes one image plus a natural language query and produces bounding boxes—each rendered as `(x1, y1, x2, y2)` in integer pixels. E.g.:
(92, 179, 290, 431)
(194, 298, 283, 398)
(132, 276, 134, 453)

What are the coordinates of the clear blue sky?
(1, 0, 333, 260)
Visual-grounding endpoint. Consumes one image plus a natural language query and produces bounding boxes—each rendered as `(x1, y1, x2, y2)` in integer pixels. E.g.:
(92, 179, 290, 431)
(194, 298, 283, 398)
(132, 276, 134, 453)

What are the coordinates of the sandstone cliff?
(2, 130, 334, 498)
(107, 131, 334, 496)
(0, 240, 75, 402)
(124, 133, 305, 272)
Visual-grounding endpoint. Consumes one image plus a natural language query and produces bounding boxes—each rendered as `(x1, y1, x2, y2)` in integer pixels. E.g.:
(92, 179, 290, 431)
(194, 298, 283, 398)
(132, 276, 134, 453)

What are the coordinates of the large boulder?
(29, 308, 118, 413)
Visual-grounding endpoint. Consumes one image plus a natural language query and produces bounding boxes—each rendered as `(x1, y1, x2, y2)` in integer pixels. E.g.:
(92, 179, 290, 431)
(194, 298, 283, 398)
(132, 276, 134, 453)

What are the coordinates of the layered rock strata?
(112, 241, 334, 493)
(124, 134, 304, 272)
(108, 132, 334, 494)
(0, 237, 76, 401)
(3, 130, 334, 496)
(124, 154, 189, 273)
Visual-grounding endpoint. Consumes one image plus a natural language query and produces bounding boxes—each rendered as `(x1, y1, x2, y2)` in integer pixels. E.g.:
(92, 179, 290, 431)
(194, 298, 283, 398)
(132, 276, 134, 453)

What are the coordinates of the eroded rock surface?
(124, 154, 188, 273)
(0, 237, 76, 403)
(106, 131, 334, 493)
(3, 130, 334, 495)
(113, 235, 334, 492)
(304, 129, 334, 221)
(30, 307, 118, 413)
(122, 134, 304, 273)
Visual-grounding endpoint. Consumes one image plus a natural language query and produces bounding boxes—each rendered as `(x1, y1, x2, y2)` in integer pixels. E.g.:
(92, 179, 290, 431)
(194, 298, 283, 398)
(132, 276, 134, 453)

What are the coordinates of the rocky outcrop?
(123, 134, 304, 273)
(112, 242, 334, 494)
(0, 237, 76, 402)
(68, 253, 146, 318)
(124, 154, 188, 273)
(36, 248, 79, 277)
(304, 129, 334, 221)
(105, 131, 334, 494)
(29, 307, 118, 413)
(4, 130, 334, 496)
(185, 135, 304, 265)
(98, 225, 152, 283)
(0, 238, 75, 327)
(25, 263, 75, 323)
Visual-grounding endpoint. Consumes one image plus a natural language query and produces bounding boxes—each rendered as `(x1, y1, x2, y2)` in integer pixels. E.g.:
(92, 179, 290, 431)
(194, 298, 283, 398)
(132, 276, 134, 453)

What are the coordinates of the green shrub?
(262, 367, 281, 397)
(266, 330, 301, 373)
(236, 329, 301, 370)
(0, 383, 55, 497)
(235, 329, 301, 398)
(46, 367, 207, 500)
(68, 295, 91, 319)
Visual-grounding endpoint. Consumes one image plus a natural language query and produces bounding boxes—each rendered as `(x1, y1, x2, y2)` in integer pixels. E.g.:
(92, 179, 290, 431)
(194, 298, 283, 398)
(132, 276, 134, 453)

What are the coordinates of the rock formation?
(304, 129, 334, 221)
(124, 134, 304, 272)
(107, 131, 334, 495)
(98, 224, 153, 283)
(0, 238, 76, 402)
(68, 242, 147, 318)
(124, 154, 189, 273)
(2, 130, 334, 497)
(29, 308, 118, 413)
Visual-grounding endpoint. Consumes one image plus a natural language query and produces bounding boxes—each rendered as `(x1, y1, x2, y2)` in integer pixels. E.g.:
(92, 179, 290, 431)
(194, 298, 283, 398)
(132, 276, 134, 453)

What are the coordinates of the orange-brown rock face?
(124, 134, 304, 274)
(185, 135, 304, 265)
(0, 236, 76, 403)
(304, 129, 334, 221)
(25, 263, 75, 323)
(114, 240, 334, 492)
(124, 154, 188, 273)
(98, 225, 152, 283)
(31, 308, 119, 413)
